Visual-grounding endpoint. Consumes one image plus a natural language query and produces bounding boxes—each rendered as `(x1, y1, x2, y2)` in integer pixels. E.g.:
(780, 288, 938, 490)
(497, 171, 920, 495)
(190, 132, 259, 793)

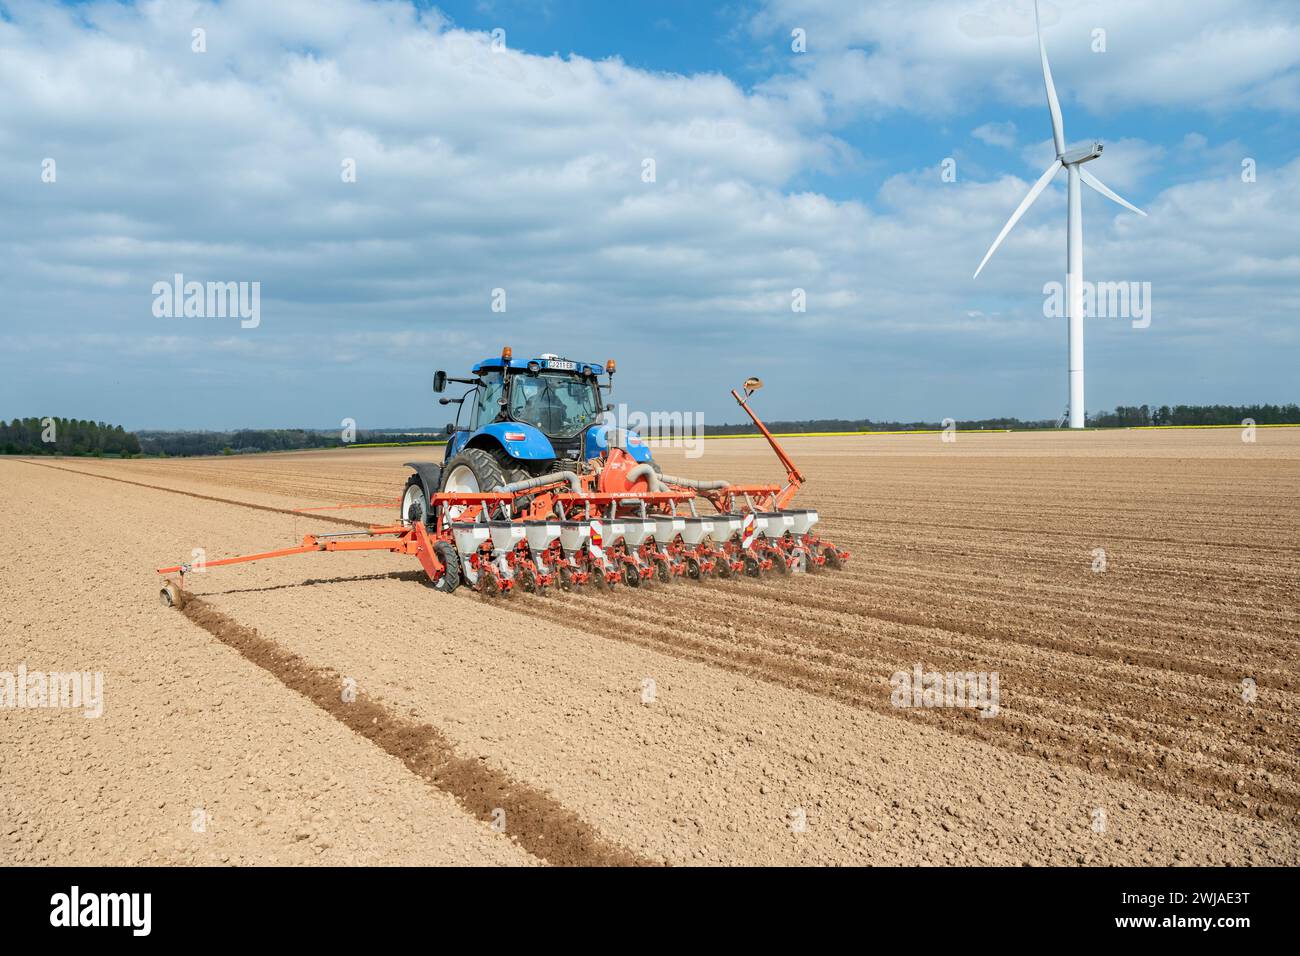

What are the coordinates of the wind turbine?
(973, 0, 1146, 429)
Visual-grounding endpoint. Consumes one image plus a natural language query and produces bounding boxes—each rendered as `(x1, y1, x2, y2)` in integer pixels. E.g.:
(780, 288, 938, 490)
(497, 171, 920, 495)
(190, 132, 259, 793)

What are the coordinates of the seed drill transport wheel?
(429, 541, 461, 593)
(159, 583, 181, 608)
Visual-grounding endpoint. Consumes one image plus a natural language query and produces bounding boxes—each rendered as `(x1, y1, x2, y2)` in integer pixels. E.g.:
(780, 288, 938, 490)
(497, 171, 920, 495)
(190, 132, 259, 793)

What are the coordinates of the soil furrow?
(176, 593, 651, 866)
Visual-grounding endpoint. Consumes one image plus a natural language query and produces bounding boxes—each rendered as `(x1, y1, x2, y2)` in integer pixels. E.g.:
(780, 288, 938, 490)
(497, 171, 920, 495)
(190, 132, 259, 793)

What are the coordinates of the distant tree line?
(688, 416, 1055, 435)
(1087, 404, 1300, 428)
(696, 403, 1300, 435)
(136, 429, 340, 457)
(1, 418, 141, 456)
(134, 428, 444, 457)
(6, 404, 1296, 459)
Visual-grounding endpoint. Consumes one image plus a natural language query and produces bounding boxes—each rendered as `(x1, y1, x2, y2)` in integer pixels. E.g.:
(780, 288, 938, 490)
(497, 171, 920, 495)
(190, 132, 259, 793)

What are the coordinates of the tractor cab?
(507, 363, 602, 439)
(457, 350, 606, 449)
(409, 348, 652, 516)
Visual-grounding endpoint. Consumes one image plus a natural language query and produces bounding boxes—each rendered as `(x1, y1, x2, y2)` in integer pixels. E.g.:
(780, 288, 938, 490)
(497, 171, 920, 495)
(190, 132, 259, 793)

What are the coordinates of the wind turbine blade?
(973, 159, 1063, 279)
(1035, 0, 1065, 155)
(1079, 168, 1147, 216)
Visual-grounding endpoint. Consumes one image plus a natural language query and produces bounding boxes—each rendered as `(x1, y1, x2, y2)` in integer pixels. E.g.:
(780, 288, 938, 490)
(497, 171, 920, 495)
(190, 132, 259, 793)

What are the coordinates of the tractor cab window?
(508, 371, 601, 439)
(470, 371, 504, 430)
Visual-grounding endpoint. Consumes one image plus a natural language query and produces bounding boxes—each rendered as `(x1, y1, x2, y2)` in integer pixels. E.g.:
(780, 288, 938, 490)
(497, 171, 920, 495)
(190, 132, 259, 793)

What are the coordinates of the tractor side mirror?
(433, 371, 447, 393)
(444, 422, 455, 435)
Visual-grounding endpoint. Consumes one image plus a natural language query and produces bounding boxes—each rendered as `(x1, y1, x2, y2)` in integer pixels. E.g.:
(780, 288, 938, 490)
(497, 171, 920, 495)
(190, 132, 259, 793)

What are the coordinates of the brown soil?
(2, 427, 1297, 865)
(177, 595, 645, 866)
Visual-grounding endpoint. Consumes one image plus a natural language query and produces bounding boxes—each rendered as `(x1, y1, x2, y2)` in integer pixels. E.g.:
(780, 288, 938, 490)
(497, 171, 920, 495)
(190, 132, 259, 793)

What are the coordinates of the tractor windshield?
(508, 371, 602, 439)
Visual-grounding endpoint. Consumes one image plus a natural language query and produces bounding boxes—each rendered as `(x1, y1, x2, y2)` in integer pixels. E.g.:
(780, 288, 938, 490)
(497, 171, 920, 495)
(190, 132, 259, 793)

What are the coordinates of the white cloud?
(0, 0, 1295, 429)
(973, 120, 1018, 148)
(750, 0, 1300, 118)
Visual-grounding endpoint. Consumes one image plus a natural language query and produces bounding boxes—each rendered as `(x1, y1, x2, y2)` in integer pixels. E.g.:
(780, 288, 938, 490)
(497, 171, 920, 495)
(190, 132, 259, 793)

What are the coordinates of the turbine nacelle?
(1061, 141, 1103, 166)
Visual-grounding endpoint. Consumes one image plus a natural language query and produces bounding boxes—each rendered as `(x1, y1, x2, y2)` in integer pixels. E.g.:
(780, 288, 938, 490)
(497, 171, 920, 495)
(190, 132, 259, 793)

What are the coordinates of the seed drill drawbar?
(156, 350, 849, 605)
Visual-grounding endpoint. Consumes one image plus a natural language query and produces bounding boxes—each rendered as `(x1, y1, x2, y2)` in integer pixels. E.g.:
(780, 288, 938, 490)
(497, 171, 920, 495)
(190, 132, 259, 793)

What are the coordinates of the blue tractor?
(152, 351, 847, 602)
(399, 348, 656, 524)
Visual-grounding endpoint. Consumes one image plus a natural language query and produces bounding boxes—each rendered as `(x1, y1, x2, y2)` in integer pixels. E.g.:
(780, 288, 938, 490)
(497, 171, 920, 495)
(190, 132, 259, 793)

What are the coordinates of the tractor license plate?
(546, 359, 576, 370)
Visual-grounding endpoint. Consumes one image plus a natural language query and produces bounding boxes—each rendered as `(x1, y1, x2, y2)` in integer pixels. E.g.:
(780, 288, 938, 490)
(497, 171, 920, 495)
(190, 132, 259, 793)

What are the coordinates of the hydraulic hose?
(501, 471, 582, 494)
(626, 463, 731, 493)
(656, 473, 730, 492)
(626, 464, 665, 492)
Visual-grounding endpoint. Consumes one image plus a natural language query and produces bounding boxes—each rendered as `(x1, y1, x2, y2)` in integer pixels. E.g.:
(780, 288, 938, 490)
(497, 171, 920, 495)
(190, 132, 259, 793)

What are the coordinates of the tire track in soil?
(850, 558, 1300, 635)
(175, 593, 650, 867)
(715, 575, 1300, 751)
(846, 516, 1300, 556)
(690, 572, 1298, 683)
(16, 459, 370, 528)
(516, 584, 1299, 824)
(566, 571, 1295, 732)
(34, 450, 1295, 825)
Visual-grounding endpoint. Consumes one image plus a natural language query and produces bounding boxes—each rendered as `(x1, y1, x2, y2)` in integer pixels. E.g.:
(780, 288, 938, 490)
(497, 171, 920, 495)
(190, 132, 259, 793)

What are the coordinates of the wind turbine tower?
(974, 0, 1147, 428)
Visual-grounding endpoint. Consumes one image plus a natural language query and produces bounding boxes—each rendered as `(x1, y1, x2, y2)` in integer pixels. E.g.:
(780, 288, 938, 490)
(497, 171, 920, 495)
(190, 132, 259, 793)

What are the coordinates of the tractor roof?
(471, 356, 605, 376)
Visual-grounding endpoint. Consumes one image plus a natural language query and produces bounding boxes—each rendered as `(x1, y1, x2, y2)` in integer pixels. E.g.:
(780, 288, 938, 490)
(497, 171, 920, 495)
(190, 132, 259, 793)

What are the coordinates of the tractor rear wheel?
(441, 446, 534, 518)
(442, 446, 514, 494)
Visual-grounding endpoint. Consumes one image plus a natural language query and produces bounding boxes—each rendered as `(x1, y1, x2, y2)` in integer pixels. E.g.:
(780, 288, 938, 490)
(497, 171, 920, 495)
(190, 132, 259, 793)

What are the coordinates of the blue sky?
(432, 0, 1298, 203)
(1, 0, 1297, 429)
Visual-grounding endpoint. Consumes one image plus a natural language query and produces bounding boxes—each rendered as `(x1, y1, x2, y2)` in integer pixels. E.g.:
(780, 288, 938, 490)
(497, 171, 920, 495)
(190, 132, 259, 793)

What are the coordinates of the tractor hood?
(478, 421, 557, 461)
(585, 424, 652, 464)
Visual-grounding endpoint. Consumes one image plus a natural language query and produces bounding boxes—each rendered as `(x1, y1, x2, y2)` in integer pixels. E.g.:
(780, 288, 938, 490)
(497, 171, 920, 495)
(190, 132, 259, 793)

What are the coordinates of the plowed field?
(3, 428, 1297, 865)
